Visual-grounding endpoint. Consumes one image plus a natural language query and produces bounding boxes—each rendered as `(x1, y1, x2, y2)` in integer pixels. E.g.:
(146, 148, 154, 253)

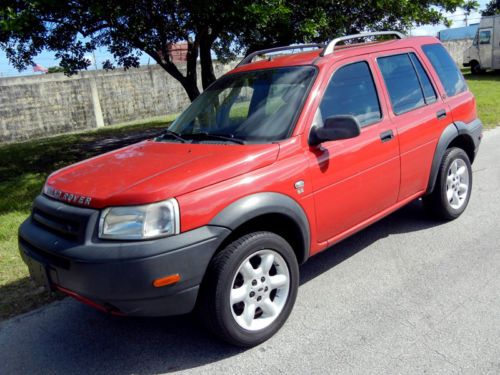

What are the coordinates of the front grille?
(32, 208, 81, 240)
(30, 194, 98, 244)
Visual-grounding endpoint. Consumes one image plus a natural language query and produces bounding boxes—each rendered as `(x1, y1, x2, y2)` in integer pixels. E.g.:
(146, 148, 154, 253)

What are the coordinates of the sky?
(0, 0, 490, 77)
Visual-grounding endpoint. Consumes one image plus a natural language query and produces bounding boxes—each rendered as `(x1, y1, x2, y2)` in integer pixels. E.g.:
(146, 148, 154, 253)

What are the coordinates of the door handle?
(436, 109, 447, 120)
(380, 130, 394, 143)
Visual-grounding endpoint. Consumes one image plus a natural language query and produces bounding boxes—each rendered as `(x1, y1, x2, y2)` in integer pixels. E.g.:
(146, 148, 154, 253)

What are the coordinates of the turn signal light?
(153, 274, 181, 287)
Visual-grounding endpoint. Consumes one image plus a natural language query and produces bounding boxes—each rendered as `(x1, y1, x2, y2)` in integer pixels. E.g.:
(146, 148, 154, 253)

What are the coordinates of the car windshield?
(163, 66, 316, 143)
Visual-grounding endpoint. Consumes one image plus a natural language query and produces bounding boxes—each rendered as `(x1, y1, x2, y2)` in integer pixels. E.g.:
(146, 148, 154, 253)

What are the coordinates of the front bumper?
(19, 195, 230, 316)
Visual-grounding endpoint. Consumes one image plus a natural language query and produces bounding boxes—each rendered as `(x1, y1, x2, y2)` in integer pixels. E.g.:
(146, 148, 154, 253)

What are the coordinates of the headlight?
(99, 199, 180, 240)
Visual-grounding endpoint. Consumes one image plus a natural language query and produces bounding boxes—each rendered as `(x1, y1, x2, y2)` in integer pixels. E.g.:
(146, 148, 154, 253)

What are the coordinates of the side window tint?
(409, 53, 437, 104)
(319, 61, 381, 128)
(378, 54, 425, 115)
(422, 43, 467, 97)
(479, 30, 491, 44)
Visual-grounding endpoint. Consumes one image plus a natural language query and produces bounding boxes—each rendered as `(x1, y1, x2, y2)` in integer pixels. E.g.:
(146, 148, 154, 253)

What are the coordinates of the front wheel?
(197, 231, 299, 347)
(423, 147, 472, 220)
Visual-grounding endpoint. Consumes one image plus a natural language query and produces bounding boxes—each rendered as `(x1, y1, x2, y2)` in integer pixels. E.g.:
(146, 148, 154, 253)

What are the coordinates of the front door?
(478, 28, 493, 69)
(307, 58, 400, 244)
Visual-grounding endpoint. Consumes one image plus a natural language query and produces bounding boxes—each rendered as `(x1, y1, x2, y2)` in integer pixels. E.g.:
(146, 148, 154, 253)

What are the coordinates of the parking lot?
(1, 127, 499, 374)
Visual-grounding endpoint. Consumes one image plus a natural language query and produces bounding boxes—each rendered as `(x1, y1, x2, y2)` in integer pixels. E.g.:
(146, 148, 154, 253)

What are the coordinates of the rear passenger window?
(319, 61, 381, 128)
(422, 43, 467, 97)
(409, 53, 437, 104)
(378, 54, 425, 114)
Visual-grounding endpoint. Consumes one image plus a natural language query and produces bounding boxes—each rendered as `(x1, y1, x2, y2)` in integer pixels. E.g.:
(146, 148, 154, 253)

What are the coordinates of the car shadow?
(0, 200, 444, 374)
(300, 199, 443, 285)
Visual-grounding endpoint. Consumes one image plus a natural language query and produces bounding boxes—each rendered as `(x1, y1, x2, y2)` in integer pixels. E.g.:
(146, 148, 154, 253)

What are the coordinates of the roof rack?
(321, 31, 405, 56)
(237, 44, 324, 67)
(235, 31, 405, 67)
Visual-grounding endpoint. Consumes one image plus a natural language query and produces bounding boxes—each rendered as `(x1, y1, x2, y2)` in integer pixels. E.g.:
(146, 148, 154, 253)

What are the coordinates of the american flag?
(32, 63, 48, 73)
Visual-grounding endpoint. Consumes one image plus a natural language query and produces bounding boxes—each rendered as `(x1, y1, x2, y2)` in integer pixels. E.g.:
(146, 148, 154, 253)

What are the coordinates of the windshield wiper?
(157, 129, 187, 143)
(183, 132, 246, 145)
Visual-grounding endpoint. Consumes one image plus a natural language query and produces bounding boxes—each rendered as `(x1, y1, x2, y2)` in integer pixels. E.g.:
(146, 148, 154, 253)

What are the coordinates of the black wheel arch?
(209, 192, 311, 264)
(426, 120, 482, 195)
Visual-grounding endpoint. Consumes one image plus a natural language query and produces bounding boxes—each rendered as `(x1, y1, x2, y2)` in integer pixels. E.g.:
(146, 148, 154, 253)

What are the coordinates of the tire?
(470, 61, 482, 75)
(423, 147, 472, 220)
(197, 231, 299, 347)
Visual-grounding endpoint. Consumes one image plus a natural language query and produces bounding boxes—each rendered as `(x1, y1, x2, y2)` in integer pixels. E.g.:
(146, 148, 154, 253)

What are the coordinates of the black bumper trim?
(19, 198, 231, 316)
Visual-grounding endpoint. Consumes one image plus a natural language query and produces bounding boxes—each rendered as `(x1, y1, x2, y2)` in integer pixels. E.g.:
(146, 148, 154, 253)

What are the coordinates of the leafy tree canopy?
(482, 0, 500, 15)
(1, 0, 468, 101)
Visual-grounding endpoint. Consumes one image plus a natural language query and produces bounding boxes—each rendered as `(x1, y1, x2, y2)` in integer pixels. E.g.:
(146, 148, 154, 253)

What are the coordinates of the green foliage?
(47, 66, 65, 73)
(482, 0, 500, 15)
(0, 0, 469, 101)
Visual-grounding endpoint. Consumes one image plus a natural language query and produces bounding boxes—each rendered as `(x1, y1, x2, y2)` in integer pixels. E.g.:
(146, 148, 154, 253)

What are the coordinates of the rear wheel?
(424, 147, 472, 220)
(198, 231, 299, 347)
(470, 61, 483, 75)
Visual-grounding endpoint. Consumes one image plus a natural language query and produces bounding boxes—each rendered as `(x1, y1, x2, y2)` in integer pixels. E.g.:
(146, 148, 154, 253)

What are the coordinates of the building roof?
(438, 24, 479, 41)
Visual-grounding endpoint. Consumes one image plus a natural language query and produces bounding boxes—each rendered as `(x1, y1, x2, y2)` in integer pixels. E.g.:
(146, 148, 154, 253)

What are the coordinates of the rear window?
(378, 54, 425, 114)
(422, 44, 467, 97)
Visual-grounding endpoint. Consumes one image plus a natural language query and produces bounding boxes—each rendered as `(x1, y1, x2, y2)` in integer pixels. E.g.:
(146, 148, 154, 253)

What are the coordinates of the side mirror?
(309, 115, 361, 146)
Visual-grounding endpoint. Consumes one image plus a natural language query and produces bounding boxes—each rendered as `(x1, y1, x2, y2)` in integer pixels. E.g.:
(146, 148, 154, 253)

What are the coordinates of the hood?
(44, 140, 279, 208)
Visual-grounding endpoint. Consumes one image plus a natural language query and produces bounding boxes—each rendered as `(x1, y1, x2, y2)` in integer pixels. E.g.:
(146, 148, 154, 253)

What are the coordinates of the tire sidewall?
(438, 148, 472, 219)
(215, 232, 299, 347)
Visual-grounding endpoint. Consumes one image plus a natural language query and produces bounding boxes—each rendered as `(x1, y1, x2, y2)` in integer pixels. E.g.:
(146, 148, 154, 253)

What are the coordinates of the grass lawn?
(462, 69, 500, 128)
(0, 70, 499, 322)
(0, 116, 174, 321)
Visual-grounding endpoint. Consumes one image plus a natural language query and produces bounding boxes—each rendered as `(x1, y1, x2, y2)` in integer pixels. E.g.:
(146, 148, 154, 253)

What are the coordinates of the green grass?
(462, 68, 500, 129)
(0, 115, 175, 321)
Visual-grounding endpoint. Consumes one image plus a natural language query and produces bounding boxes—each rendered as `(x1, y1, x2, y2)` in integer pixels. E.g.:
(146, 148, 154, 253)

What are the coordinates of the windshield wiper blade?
(184, 132, 246, 144)
(157, 129, 187, 143)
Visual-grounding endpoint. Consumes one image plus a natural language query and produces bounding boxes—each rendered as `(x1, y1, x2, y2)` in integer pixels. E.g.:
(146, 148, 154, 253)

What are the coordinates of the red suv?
(19, 32, 482, 347)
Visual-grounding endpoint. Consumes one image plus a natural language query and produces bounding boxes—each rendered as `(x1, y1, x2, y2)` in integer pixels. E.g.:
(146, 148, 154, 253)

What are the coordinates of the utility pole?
(92, 50, 98, 71)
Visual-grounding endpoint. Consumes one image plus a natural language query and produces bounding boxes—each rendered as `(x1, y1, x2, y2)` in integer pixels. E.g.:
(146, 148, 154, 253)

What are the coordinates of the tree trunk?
(184, 38, 201, 101)
(200, 31, 217, 90)
(148, 39, 201, 102)
(180, 78, 201, 102)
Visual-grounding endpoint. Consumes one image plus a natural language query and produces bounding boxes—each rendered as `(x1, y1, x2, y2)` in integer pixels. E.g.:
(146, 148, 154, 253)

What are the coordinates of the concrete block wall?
(0, 63, 233, 143)
(442, 39, 474, 67)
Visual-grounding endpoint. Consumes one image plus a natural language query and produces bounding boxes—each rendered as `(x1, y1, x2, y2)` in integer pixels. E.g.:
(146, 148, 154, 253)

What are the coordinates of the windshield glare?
(167, 66, 316, 143)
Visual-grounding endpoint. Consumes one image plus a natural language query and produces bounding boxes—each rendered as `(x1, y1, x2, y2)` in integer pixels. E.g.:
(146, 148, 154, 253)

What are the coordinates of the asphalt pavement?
(1, 127, 499, 375)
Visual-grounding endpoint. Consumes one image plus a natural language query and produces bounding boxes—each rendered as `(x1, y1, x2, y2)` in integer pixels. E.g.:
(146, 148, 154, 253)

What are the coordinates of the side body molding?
(209, 192, 311, 263)
(426, 119, 483, 194)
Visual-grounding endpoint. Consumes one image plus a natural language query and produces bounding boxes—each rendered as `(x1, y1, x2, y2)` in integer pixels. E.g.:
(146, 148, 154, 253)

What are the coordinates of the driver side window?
(319, 61, 382, 128)
(479, 30, 491, 45)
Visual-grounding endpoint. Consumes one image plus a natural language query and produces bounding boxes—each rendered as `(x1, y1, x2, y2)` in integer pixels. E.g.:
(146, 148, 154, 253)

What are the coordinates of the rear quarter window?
(422, 43, 467, 98)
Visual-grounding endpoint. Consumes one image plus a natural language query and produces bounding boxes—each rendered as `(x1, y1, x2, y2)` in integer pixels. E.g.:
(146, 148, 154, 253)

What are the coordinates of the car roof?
(230, 36, 440, 74)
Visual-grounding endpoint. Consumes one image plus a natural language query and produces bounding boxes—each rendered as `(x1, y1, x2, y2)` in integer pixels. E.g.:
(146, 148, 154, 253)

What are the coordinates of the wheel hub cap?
(446, 158, 469, 210)
(230, 249, 290, 331)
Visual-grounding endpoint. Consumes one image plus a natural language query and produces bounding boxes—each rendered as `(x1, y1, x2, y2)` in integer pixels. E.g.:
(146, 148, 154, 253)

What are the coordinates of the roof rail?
(321, 31, 405, 56)
(237, 44, 324, 67)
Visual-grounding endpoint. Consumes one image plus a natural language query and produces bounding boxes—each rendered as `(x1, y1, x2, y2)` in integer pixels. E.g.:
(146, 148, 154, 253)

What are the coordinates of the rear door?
(495, 16, 500, 69)
(307, 57, 400, 243)
(373, 50, 448, 200)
